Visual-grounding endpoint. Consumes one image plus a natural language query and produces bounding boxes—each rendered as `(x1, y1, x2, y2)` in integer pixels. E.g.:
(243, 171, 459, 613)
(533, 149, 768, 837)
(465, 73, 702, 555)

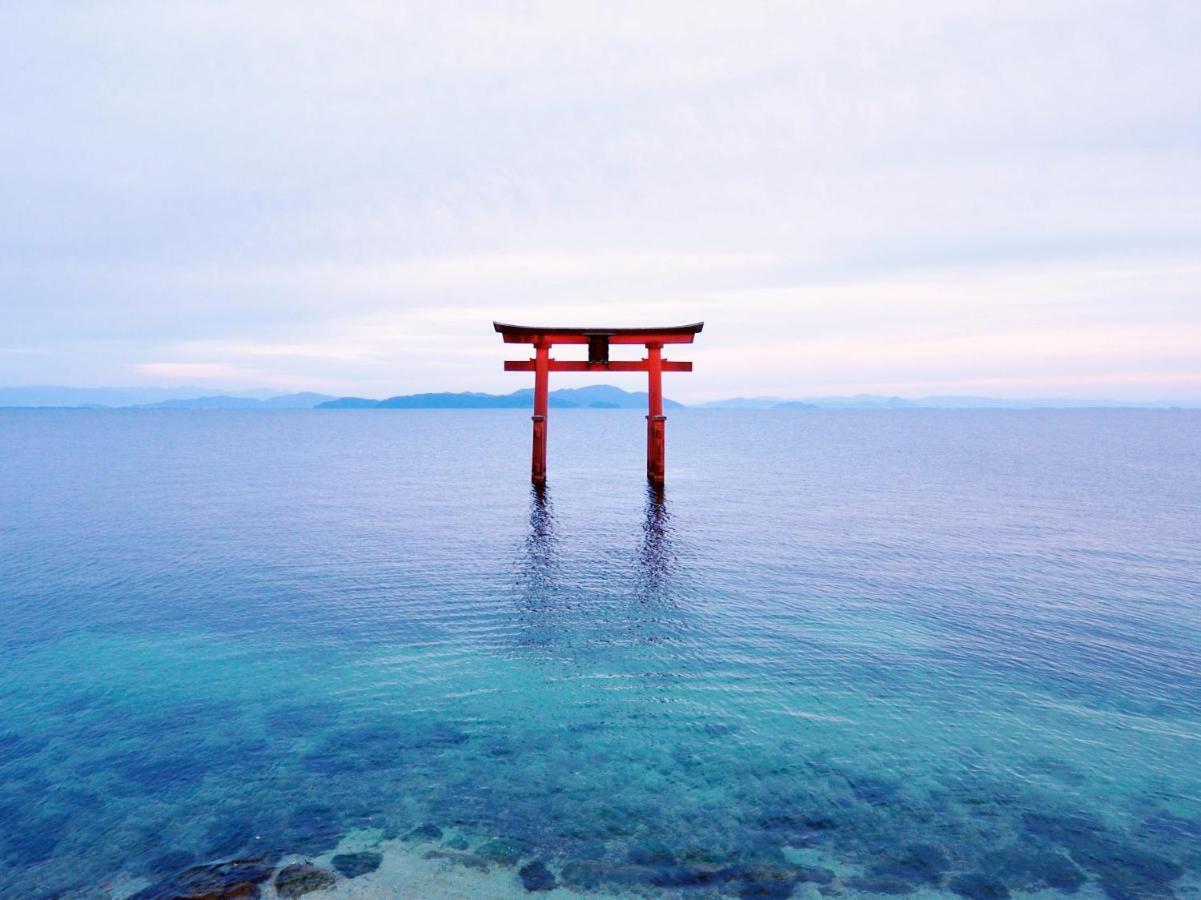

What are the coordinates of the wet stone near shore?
(127, 858, 273, 899)
(274, 861, 336, 898)
(519, 860, 556, 891)
(331, 850, 383, 878)
(867, 844, 949, 886)
(403, 823, 443, 842)
(949, 872, 1011, 899)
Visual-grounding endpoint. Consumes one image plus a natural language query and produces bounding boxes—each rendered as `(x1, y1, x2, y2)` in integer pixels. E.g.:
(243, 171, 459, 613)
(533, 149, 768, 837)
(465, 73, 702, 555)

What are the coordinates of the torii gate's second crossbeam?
(494, 322, 704, 485)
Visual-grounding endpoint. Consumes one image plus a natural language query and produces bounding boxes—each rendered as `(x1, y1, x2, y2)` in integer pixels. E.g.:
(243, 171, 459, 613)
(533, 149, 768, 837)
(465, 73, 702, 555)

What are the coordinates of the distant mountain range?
(318, 385, 684, 409)
(2, 385, 1198, 410)
(129, 392, 336, 410)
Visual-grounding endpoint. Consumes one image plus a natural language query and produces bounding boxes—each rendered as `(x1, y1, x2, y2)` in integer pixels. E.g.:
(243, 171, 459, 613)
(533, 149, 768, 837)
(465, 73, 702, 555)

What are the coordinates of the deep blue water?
(1, 409, 1199, 899)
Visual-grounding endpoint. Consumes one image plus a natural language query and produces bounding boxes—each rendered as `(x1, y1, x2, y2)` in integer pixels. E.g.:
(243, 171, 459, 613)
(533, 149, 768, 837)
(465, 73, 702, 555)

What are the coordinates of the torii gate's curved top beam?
(494, 322, 703, 344)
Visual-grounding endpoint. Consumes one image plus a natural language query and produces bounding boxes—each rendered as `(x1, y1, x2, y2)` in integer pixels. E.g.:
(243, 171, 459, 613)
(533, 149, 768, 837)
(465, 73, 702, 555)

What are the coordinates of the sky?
(2, 1, 1200, 402)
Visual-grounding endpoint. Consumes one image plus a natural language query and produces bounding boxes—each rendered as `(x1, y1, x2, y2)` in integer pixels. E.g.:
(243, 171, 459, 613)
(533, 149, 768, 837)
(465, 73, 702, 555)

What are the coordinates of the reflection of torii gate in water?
(494, 322, 704, 485)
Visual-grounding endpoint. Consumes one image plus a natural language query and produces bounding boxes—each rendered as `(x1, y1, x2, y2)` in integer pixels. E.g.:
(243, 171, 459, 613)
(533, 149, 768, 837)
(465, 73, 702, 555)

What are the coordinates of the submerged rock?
(949, 872, 1010, 899)
(274, 862, 336, 898)
(331, 851, 383, 878)
(518, 860, 556, 892)
(443, 835, 470, 850)
(796, 865, 835, 885)
(403, 823, 443, 842)
(729, 863, 806, 899)
(1092, 845, 1182, 885)
(1021, 756, 1086, 785)
(849, 775, 902, 806)
(1138, 812, 1201, 843)
(1039, 854, 1088, 892)
(1098, 863, 1184, 900)
(870, 843, 948, 886)
(0, 732, 48, 766)
(981, 845, 1085, 892)
(647, 865, 733, 888)
(146, 851, 198, 877)
(128, 857, 273, 899)
(678, 845, 734, 866)
(477, 837, 529, 865)
(736, 879, 795, 898)
(627, 839, 676, 866)
(1028, 845, 1085, 889)
(561, 856, 813, 894)
(421, 722, 470, 747)
(1021, 811, 1183, 895)
(1020, 811, 1105, 845)
(846, 874, 916, 895)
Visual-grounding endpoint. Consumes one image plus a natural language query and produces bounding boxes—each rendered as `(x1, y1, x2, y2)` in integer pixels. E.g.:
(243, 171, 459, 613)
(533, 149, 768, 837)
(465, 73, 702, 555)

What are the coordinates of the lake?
(1, 409, 1199, 898)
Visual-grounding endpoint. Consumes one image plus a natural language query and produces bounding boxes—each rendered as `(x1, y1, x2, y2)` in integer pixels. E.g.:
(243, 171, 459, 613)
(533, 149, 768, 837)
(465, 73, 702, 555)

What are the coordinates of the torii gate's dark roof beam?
(493, 322, 703, 344)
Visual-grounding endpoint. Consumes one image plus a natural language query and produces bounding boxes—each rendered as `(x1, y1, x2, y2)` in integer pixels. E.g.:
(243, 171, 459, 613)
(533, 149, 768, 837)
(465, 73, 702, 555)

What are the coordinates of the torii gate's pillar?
(532, 342, 549, 484)
(646, 343, 665, 484)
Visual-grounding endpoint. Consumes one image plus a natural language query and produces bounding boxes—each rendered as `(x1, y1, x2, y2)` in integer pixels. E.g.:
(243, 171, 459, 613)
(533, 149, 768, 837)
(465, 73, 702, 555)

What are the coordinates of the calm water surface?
(1, 409, 1199, 898)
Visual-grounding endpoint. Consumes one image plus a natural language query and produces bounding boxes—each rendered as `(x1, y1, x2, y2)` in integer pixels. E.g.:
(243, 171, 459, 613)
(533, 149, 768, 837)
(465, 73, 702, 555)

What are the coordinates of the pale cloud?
(181, 251, 783, 294)
(803, 371, 1201, 399)
(107, 253, 1200, 401)
(164, 340, 386, 364)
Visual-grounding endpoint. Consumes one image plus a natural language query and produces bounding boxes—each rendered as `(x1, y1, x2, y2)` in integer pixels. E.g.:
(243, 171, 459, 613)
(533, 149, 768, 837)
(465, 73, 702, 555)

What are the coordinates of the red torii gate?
(495, 322, 704, 485)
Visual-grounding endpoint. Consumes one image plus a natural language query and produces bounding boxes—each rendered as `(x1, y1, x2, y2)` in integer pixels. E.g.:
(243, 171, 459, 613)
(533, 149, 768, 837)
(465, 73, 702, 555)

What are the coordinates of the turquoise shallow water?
(1, 409, 1199, 898)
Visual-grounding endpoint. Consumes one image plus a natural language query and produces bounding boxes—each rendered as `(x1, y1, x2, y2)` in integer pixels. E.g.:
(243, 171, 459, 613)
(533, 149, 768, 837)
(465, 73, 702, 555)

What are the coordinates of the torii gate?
(495, 322, 704, 485)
